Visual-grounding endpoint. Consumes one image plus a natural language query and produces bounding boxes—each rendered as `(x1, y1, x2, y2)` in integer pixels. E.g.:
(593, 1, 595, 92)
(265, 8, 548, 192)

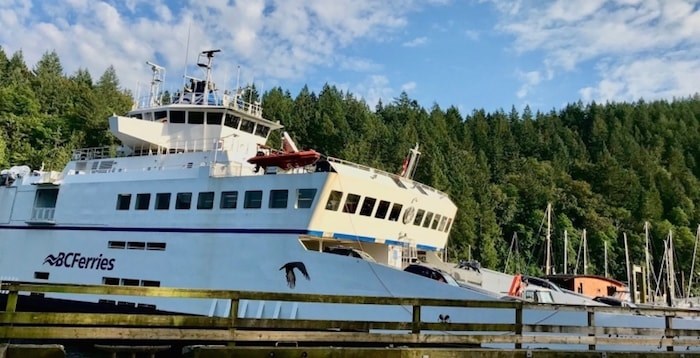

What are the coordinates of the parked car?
(323, 246, 376, 262)
(404, 263, 460, 287)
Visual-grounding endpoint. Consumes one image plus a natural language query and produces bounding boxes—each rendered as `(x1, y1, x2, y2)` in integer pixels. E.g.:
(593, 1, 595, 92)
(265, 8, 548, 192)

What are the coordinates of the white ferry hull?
(1, 228, 697, 352)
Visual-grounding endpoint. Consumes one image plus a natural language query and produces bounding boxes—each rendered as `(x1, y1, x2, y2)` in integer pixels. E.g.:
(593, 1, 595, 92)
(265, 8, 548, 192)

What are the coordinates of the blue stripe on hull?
(0, 225, 310, 235)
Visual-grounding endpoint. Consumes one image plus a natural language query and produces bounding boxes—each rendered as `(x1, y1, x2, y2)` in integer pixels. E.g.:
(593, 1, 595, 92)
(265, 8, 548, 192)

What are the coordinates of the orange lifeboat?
(247, 131, 321, 171)
(248, 150, 321, 171)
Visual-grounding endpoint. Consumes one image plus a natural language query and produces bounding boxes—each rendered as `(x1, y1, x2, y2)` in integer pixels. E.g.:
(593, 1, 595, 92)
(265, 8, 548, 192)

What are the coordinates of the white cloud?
(401, 81, 417, 92)
(464, 29, 479, 41)
(516, 70, 542, 99)
(487, 0, 700, 103)
(0, 0, 430, 100)
(353, 75, 394, 108)
(402, 36, 428, 47)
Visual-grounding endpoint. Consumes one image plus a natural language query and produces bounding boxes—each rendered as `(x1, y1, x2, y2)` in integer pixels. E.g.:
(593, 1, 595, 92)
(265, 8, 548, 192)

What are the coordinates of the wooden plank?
(4, 281, 700, 318)
(4, 291, 17, 313)
(0, 326, 233, 340)
(0, 312, 230, 328)
(412, 305, 421, 334)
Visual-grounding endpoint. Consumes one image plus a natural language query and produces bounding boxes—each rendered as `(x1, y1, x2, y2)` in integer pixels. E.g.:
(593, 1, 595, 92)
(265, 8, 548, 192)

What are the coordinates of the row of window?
(116, 189, 318, 211)
(102, 277, 161, 287)
(108, 241, 166, 251)
(131, 110, 270, 138)
(325, 190, 452, 233)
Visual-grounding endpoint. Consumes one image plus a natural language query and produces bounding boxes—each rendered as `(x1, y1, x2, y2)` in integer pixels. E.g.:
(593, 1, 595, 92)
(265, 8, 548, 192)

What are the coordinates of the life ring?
(508, 274, 522, 297)
(402, 206, 416, 224)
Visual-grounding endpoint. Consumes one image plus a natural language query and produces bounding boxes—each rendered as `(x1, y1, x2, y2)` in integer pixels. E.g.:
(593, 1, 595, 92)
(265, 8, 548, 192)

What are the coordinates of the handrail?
(1, 281, 697, 351)
(326, 156, 450, 198)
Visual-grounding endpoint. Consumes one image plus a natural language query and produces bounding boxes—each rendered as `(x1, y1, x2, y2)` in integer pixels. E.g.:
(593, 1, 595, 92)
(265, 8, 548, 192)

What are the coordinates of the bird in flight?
(279, 261, 310, 289)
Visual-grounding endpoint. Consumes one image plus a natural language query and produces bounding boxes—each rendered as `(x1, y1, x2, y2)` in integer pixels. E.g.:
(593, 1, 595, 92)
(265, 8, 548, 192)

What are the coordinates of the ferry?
(0, 50, 698, 350)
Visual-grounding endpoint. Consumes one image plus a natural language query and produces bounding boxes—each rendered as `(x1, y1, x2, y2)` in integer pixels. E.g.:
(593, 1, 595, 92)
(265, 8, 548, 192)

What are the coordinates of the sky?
(1, 0, 699, 115)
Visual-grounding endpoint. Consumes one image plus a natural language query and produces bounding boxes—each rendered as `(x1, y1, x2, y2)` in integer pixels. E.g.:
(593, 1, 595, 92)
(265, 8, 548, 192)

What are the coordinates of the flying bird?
(279, 261, 310, 289)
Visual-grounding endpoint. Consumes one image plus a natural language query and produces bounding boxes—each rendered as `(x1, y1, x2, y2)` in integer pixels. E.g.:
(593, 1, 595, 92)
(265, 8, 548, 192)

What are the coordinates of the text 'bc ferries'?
(1, 49, 698, 351)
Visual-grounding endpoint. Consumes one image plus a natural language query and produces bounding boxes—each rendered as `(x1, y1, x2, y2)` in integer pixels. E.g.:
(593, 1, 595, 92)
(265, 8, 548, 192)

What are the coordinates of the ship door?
(0, 187, 17, 224)
(28, 188, 59, 224)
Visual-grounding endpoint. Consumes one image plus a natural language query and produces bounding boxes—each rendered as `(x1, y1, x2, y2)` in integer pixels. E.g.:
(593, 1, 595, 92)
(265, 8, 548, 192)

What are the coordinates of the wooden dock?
(1, 281, 700, 357)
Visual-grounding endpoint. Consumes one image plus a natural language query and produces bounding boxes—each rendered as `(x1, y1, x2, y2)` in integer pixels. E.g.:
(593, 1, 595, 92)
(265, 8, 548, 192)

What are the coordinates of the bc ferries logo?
(43, 252, 115, 271)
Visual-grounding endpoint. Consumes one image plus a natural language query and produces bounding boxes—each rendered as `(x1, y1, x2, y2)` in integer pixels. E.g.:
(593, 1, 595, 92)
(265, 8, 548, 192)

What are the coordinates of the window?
(133, 113, 143, 119)
(188, 111, 204, 124)
(438, 216, 448, 231)
(296, 189, 317, 209)
(109, 241, 126, 249)
(155, 193, 171, 210)
(146, 242, 166, 251)
(102, 277, 119, 285)
(254, 125, 270, 137)
(206, 112, 223, 125)
(141, 280, 160, 287)
(413, 209, 425, 226)
(116, 194, 131, 210)
(121, 278, 140, 286)
(224, 113, 240, 129)
(375, 200, 391, 219)
(34, 272, 49, 280)
(220, 191, 238, 209)
(175, 192, 192, 210)
(444, 218, 453, 232)
(240, 119, 255, 133)
(170, 110, 185, 123)
(197, 192, 215, 209)
(342, 194, 361, 214)
(154, 111, 167, 121)
(388, 203, 403, 221)
(359, 197, 376, 216)
(127, 242, 146, 250)
(432, 214, 442, 229)
(244, 190, 263, 209)
(423, 212, 434, 228)
(135, 193, 150, 210)
(269, 190, 288, 209)
(325, 191, 343, 211)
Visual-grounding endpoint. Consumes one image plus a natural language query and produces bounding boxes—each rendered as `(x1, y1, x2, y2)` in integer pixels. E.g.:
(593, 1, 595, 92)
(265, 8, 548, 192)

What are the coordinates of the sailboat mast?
(582, 228, 588, 275)
(604, 241, 608, 278)
(687, 225, 700, 300)
(545, 203, 552, 276)
(624, 233, 631, 299)
(644, 221, 652, 303)
(564, 230, 568, 275)
(666, 230, 675, 306)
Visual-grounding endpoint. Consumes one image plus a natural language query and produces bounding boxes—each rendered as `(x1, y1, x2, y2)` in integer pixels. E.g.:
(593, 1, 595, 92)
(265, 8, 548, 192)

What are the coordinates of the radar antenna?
(195, 49, 221, 106)
(146, 61, 166, 107)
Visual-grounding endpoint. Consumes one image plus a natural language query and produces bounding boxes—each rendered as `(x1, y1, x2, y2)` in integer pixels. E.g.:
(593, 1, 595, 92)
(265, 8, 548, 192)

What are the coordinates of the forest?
(2, 49, 700, 295)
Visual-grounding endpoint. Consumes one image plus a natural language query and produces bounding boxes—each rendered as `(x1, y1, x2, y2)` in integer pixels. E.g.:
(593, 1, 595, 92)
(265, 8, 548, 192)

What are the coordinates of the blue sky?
(1, 0, 699, 114)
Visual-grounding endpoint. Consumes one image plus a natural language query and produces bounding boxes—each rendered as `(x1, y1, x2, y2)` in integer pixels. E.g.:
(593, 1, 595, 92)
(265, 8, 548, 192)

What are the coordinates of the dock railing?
(1, 281, 700, 351)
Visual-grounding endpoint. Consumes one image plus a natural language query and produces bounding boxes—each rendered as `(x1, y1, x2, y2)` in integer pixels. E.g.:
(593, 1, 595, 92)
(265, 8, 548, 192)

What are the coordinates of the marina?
(0, 48, 699, 356)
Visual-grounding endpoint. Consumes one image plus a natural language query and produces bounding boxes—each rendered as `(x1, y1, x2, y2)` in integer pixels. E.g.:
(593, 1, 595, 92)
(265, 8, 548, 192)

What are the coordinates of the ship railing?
(221, 93, 263, 118)
(326, 156, 449, 198)
(133, 91, 263, 119)
(29, 207, 55, 223)
(71, 147, 114, 161)
(2, 281, 700, 351)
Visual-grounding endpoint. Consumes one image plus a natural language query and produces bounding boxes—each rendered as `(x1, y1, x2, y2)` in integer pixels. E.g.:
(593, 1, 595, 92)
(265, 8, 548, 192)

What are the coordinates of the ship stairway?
(401, 241, 418, 267)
